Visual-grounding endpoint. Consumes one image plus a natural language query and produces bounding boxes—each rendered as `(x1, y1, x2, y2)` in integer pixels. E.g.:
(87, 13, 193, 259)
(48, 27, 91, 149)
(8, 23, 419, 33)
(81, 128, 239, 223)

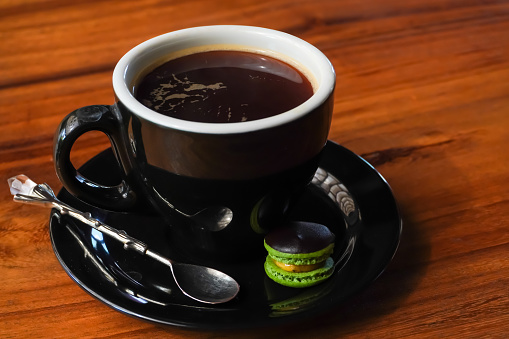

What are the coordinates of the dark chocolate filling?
(264, 221, 335, 254)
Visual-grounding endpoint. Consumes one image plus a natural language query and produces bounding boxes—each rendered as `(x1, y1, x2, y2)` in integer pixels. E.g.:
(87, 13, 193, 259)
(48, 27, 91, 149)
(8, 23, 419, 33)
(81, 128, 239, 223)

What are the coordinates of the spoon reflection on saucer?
(153, 188, 233, 232)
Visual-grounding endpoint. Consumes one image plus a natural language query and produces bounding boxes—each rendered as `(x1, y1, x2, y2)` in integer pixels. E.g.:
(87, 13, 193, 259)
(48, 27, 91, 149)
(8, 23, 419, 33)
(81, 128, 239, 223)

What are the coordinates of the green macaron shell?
(264, 240, 334, 265)
(264, 256, 335, 288)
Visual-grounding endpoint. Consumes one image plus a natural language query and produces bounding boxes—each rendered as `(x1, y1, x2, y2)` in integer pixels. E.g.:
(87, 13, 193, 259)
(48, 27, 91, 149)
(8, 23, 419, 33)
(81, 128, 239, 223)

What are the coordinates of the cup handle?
(53, 105, 137, 210)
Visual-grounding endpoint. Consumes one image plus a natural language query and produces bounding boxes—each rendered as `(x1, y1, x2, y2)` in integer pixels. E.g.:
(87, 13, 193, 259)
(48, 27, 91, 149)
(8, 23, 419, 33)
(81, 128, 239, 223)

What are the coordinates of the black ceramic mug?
(54, 26, 335, 261)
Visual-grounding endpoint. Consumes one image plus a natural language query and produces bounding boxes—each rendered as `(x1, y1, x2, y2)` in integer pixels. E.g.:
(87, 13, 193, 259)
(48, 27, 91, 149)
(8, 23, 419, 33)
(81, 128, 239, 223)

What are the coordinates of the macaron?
(264, 221, 335, 288)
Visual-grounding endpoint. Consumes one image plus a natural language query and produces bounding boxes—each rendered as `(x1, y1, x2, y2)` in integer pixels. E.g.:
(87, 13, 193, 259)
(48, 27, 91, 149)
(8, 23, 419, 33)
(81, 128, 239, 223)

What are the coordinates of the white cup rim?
(113, 25, 335, 134)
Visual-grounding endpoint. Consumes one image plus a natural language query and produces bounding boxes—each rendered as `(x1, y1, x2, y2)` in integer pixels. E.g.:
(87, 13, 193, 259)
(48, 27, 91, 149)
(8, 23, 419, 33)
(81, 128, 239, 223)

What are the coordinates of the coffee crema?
(134, 50, 314, 123)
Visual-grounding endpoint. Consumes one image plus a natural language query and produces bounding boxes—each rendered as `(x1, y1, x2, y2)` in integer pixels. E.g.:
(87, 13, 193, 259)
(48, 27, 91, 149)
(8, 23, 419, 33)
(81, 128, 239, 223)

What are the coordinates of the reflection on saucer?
(55, 212, 174, 306)
(312, 167, 361, 226)
(266, 277, 336, 317)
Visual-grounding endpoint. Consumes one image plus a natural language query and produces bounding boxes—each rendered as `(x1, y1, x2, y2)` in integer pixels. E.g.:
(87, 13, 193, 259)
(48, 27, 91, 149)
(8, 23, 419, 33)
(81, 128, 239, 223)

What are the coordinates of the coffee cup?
(53, 26, 335, 260)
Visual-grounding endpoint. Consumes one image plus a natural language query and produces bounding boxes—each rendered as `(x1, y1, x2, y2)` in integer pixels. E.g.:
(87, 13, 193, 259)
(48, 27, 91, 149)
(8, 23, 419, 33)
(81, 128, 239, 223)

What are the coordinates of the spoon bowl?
(146, 250, 240, 304)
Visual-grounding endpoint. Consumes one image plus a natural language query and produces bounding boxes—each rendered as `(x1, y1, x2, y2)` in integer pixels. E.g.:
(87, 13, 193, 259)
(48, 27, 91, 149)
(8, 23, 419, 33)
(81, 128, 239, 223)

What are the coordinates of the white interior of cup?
(113, 25, 335, 134)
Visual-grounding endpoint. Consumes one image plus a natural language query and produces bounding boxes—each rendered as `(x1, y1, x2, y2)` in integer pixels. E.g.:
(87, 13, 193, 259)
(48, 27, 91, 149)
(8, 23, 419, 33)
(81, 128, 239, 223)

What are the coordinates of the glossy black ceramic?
(53, 102, 330, 259)
(49, 141, 402, 330)
(53, 27, 336, 259)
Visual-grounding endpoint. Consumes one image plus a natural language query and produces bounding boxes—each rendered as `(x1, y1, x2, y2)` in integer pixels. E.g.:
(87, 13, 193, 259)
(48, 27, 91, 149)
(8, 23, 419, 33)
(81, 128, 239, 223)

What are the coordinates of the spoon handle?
(15, 183, 179, 271)
(9, 176, 239, 304)
(14, 183, 150, 256)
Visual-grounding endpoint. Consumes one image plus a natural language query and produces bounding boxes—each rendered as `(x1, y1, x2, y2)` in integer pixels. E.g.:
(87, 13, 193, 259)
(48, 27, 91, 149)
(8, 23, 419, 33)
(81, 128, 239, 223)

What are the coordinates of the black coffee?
(134, 50, 314, 123)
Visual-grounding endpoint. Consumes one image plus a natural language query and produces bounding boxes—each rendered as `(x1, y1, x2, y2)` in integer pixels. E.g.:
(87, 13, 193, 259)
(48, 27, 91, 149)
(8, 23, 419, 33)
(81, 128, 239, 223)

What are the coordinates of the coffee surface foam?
(133, 47, 315, 123)
(131, 44, 317, 95)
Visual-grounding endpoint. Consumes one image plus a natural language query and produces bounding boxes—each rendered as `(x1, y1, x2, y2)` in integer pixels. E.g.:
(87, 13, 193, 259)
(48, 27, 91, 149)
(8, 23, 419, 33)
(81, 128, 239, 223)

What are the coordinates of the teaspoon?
(9, 176, 240, 304)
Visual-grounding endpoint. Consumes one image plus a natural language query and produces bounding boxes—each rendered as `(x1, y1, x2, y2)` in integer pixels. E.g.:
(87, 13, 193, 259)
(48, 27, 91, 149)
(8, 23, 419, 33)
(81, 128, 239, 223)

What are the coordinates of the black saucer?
(49, 140, 402, 330)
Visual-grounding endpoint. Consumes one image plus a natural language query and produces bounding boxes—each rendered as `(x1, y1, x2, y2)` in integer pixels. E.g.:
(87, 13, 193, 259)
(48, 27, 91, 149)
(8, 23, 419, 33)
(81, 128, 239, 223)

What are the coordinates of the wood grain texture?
(1, 0, 508, 338)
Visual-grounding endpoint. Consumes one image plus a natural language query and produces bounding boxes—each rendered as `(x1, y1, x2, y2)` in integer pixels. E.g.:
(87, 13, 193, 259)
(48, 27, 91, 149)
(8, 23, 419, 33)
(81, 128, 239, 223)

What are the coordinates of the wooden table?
(1, 0, 508, 337)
